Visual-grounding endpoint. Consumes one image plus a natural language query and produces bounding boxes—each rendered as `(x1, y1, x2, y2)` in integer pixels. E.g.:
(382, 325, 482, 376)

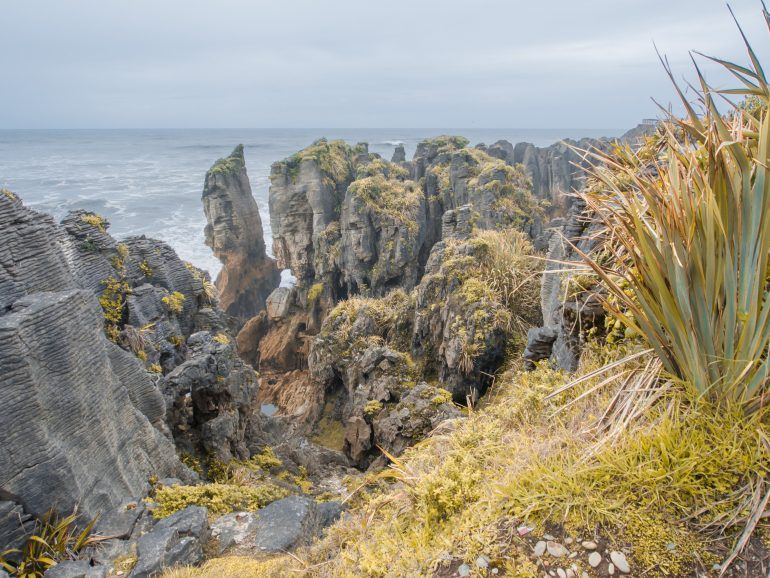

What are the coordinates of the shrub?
(307, 282, 324, 304)
(161, 291, 186, 315)
(212, 333, 230, 345)
(581, 14, 770, 412)
(151, 483, 290, 519)
(79, 212, 106, 232)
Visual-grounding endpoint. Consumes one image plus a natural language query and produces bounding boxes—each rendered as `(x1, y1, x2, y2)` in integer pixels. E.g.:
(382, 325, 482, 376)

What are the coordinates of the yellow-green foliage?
(99, 276, 130, 341)
(355, 157, 410, 180)
(348, 174, 422, 235)
(249, 447, 282, 470)
(207, 447, 283, 484)
(168, 335, 184, 348)
(1, 188, 17, 201)
(212, 332, 230, 345)
(80, 212, 107, 232)
(421, 134, 469, 154)
(149, 363, 162, 374)
(180, 453, 203, 476)
(312, 399, 347, 452)
(363, 400, 383, 417)
(471, 229, 543, 331)
(136, 349, 147, 362)
(151, 483, 290, 519)
(282, 138, 354, 187)
(162, 291, 186, 315)
(225, 349, 768, 577)
(139, 259, 153, 278)
(208, 145, 245, 176)
(307, 282, 324, 304)
(162, 556, 293, 578)
(430, 388, 453, 405)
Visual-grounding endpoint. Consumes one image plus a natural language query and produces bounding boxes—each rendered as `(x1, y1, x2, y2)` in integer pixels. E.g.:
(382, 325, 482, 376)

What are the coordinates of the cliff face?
(203, 145, 279, 322)
(231, 137, 546, 463)
(0, 193, 189, 551)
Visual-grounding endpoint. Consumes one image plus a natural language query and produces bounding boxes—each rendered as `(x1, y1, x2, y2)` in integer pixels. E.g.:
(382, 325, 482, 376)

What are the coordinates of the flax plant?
(579, 7, 770, 412)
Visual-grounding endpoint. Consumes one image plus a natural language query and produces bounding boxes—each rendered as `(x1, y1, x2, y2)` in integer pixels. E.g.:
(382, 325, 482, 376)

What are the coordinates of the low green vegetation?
(151, 483, 289, 519)
(0, 510, 98, 577)
(280, 138, 355, 188)
(79, 212, 107, 232)
(207, 144, 245, 176)
(161, 291, 186, 315)
(347, 174, 423, 235)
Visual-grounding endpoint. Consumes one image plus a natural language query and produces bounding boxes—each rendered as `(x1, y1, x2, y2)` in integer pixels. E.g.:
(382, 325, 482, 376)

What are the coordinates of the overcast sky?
(1, 0, 768, 129)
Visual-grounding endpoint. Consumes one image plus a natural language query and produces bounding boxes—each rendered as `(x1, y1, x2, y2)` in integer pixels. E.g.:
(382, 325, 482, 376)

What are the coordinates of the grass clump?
(99, 276, 130, 342)
(139, 259, 153, 278)
(307, 282, 324, 304)
(161, 291, 186, 315)
(212, 332, 230, 345)
(363, 400, 383, 417)
(281, 138, 354, 187)
(151, 483, 290, 519)
(348, 174, 423, 235)
(79, 212, 107, 232)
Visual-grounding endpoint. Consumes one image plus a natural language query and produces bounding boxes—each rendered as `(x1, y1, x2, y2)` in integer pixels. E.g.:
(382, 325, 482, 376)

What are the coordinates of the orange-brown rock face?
(203, 145, 279, 321)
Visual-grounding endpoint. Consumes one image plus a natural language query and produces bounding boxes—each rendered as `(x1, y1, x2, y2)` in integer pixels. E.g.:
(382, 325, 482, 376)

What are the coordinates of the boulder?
(43, 561, 107, 578)
(131, 527, 202, 578)
(250, 496, 333, 553)
(209, 511, 258, 556)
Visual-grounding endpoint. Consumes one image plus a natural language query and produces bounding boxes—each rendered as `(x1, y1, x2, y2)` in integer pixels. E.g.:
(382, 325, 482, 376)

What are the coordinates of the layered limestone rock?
(203, 145, 279, 321)
(0, 192, 190, 551)
(523, 199, 605, 371)
(240, 137, 546, 440)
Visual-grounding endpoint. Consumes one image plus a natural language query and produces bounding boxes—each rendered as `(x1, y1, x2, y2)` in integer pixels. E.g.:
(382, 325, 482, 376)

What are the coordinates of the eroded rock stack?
(203, 145, 279, 322)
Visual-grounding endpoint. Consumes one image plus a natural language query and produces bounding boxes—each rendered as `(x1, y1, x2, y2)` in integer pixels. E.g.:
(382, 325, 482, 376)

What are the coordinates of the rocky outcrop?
(203, 145, 279, 322)
(523, 200, 606, 371)
(0, 192, 191, 552)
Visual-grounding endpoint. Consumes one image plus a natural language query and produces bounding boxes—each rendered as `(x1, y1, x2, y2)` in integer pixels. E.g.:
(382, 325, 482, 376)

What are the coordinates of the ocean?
(0, 128, 622, 278)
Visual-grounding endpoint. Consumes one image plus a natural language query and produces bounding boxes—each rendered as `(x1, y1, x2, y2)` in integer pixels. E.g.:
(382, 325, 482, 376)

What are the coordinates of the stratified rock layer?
(0, 193, 189, 551)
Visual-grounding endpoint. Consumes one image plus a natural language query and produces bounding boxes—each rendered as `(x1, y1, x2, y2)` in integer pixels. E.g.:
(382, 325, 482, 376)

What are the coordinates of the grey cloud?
(0, 0, 768, 128)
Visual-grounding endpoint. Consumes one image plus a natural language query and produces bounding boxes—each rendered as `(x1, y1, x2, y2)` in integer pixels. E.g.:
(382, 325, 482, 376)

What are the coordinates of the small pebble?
(566, 570, 576, 578)
(476, 556, 489, 569)
(582, 573, 590, 578)
(544, 533, 556, 540)
(547, 541, 568, 558)
(666, 542, 676, 551)
(568, 552, 577, 559)
(458, 563, 471, 577)
(564, 537, 573, 545)
(588, 552, 602, 568)
(518, 525, 534, 536)
(557, 569, 567, 578)
(534, 541, 547, 557)
(581, 540, 597, 550)
(610, 551, 630, 574)
(608, 562, 615, 575)
(491, 569, 499, 575)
